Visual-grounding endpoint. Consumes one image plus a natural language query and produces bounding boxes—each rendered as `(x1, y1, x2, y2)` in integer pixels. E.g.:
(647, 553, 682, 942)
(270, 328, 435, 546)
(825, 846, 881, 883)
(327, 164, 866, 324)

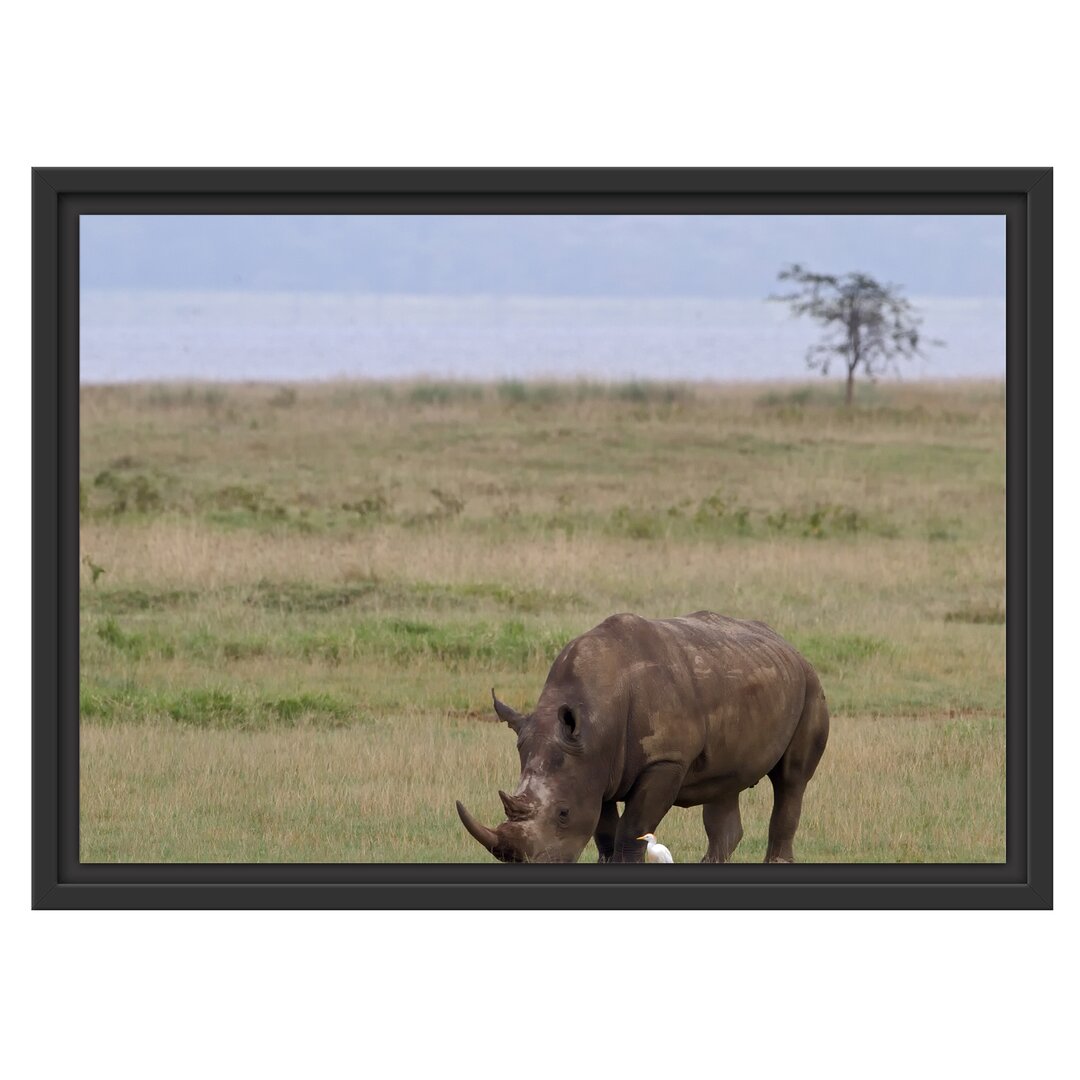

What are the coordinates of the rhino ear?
(492, 689, 526, 733)
(557, 704, 579, 738)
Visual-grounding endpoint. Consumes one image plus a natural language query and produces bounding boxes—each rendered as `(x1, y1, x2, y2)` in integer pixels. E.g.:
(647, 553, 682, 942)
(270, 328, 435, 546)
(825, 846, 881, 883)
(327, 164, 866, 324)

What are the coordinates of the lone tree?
(770, 264, 940, 404)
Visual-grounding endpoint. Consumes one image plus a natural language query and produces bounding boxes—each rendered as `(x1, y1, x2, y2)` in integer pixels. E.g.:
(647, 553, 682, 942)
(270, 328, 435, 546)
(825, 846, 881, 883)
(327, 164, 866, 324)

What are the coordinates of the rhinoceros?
(456, 611, 829, 863)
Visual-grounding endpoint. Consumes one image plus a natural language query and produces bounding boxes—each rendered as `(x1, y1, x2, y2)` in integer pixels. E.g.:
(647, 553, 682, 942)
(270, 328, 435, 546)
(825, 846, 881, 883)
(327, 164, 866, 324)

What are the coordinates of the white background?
(1, 3, 1071, 1078)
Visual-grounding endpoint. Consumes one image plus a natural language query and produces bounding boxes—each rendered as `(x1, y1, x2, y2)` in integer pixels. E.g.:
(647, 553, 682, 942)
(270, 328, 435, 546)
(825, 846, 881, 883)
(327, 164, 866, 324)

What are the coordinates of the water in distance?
(80, 291, 1005, 384)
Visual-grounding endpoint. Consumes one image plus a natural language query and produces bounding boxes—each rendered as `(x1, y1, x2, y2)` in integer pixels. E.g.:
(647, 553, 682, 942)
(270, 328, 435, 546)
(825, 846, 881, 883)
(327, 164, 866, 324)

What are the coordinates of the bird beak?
(636, 835, 647, 841)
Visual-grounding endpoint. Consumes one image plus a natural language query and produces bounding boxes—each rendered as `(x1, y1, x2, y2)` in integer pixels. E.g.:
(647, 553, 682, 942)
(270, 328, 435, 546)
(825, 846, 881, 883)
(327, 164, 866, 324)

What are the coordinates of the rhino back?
(543, 611, 811, 801)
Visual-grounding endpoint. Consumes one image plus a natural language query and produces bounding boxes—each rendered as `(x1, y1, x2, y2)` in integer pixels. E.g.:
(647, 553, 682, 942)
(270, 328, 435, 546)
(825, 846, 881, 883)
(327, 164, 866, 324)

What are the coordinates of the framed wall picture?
(32, 167, 1051, 908)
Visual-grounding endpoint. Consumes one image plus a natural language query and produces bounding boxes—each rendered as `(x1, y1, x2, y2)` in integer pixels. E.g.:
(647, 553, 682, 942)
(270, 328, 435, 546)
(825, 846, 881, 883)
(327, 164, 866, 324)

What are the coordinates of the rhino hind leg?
(764, 673, 830, 864)
(764, 780, 806, 863)
(701, 793, 743, 863)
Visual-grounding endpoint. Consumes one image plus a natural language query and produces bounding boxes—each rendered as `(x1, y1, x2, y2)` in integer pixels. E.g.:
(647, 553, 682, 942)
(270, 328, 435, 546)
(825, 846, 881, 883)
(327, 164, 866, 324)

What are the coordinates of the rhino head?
(456, 689, 604, 863)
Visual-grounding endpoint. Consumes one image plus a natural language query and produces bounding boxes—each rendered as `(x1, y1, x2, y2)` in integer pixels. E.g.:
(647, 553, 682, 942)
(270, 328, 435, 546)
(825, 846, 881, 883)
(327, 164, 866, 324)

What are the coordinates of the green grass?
(80, 681, 357, 729)
(78, 378, 1006, 862)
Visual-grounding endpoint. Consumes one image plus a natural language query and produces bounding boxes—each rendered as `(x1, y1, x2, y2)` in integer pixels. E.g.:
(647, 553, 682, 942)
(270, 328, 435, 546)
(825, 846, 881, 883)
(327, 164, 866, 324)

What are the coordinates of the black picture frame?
(33, 167, 1052, 910)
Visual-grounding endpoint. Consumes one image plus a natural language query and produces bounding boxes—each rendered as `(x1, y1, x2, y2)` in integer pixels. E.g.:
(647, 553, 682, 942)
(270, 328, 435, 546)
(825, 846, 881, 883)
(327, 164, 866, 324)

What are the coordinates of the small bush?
(610, 506, 665, 541)
(222, 639, 268, 661)
(496, 381, 560, 406)
(800, 503, 864, 538)
(88, 587, 196, 614)
(94, 617, 174, 660)
(268, 693, 351, 724)
(756, 387, 814, 408)
(341, 491, 391, 519)
(269, 386, 298, 408)
(92, 471, 164, 515)
(407, 382, 482, 406)
(210, 484, 268, 513)
(694, 492, 728, 524)
(403, 489, 465, 526)
(945, 608, 1005, 625)
(144, 385, 227, 410)
(167, 689, 246, 727)
(108, 454, 142, 470)
(246, 580, 378, 613)
(689, 493, 753, 535)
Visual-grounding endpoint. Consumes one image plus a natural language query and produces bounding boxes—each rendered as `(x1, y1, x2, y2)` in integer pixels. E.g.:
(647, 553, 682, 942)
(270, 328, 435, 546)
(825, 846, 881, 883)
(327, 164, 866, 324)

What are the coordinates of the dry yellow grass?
(79, 379, 1006, 862)
(80, 709, 1003, 863)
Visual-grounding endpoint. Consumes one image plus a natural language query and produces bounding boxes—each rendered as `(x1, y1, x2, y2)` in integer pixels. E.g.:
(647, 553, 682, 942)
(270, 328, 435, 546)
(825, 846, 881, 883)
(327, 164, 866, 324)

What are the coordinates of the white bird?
(637, 833, 674, 863)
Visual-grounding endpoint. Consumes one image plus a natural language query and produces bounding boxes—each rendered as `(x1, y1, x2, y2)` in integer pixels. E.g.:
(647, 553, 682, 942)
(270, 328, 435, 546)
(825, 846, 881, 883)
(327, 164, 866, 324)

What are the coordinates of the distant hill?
(80, 214, 1004, 299)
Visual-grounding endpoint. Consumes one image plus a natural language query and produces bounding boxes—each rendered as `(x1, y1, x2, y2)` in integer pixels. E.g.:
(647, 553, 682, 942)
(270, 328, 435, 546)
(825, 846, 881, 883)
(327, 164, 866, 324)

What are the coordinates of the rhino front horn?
(456, 801, 501, 856)
(491, 689, 526, 733)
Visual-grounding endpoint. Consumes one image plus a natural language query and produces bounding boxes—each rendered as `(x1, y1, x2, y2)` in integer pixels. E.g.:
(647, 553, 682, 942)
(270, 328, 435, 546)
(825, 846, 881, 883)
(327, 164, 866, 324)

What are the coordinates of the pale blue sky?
(81, 214, 1004, 301)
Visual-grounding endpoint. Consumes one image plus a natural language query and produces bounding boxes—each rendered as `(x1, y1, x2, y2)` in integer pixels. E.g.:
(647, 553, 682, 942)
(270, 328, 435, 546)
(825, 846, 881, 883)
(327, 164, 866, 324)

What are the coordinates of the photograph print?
(77, 209, 1006, 865)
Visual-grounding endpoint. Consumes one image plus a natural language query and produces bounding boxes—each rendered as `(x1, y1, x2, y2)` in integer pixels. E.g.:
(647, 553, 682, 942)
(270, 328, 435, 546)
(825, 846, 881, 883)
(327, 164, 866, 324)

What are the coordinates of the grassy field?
(79, 379, 1006, 863)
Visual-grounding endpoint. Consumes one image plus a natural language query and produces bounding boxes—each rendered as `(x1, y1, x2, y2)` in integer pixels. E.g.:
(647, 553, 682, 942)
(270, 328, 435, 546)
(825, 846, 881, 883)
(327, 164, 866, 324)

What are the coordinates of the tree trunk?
(845, 310, 860, 406)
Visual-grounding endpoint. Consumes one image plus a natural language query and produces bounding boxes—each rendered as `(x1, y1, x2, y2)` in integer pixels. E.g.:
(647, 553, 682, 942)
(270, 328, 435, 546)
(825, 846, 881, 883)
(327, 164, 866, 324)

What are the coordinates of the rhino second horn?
(491, 689, 526, 733)
(498, 789, 533, 821)
(456, 801, 500, 855)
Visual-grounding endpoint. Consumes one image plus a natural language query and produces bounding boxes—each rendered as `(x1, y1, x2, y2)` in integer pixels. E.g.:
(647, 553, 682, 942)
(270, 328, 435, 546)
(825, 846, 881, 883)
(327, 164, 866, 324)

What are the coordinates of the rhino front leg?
(594, 800, 620, 863)
(612, 762, 686, 863)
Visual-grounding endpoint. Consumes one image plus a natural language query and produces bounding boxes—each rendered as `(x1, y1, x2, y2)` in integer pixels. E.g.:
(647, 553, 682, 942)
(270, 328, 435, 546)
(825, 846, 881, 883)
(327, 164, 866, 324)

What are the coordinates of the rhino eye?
(558, 808, 570, 825)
